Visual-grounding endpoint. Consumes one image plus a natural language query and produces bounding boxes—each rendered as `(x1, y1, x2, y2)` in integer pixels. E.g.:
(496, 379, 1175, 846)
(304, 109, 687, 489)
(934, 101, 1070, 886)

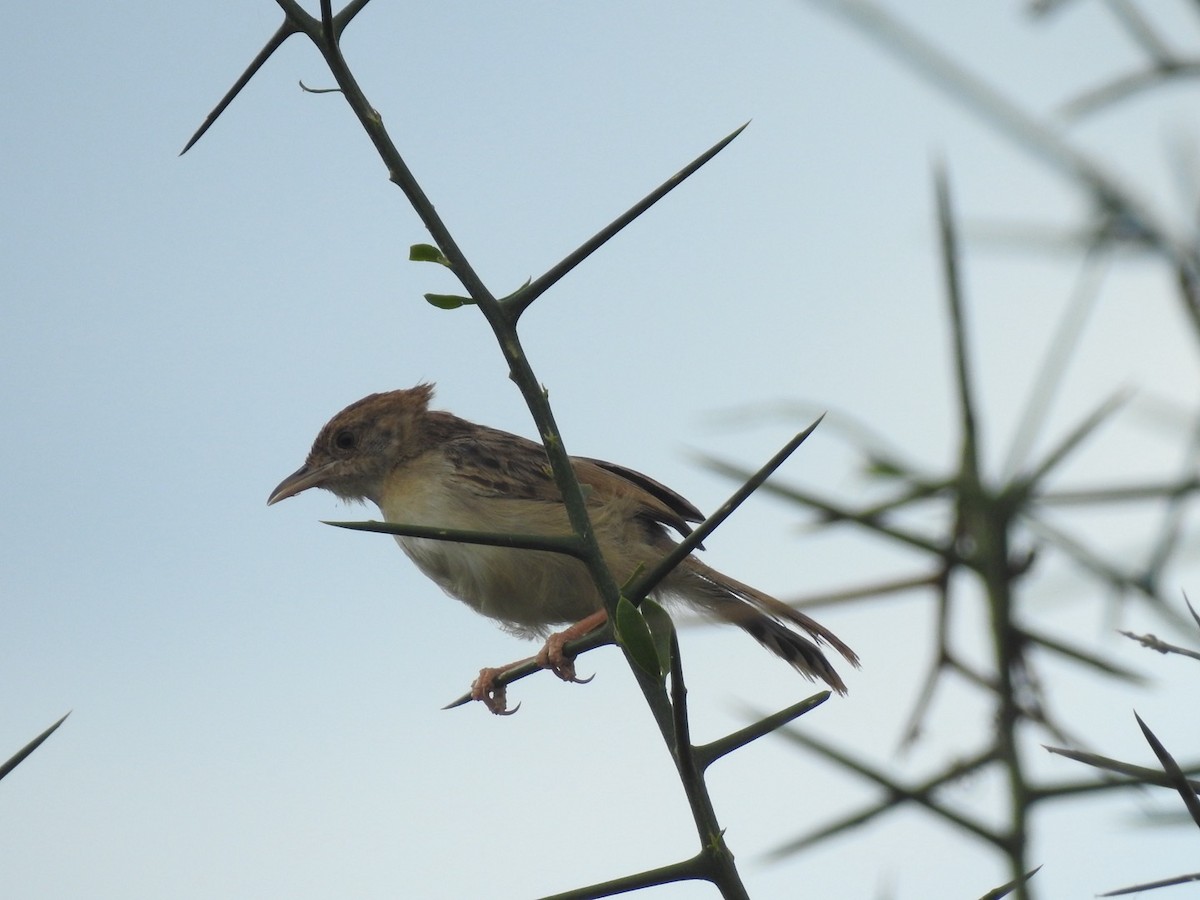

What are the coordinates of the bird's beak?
(267, 461, 334, 506)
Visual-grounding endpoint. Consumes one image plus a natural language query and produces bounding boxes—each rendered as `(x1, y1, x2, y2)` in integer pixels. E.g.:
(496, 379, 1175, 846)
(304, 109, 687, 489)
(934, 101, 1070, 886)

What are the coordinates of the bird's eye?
(332, 429, 358, 452)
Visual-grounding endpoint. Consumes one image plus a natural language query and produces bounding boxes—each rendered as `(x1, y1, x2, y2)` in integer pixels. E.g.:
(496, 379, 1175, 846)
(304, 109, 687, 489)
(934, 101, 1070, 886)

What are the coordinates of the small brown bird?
(268, 385, 858, 712)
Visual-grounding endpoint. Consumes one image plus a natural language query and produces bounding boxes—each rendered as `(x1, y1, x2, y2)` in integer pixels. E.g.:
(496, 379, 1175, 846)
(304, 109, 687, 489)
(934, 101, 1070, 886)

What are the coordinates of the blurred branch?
(695, 455, 949, 555)
(1042, 744, 1200, 794)
(936, 164, 981, 486)
(1102, 0, 1175, 64)
(1010, 392, 1129, 503)
(1061, 62, 1200, 119)
(1057, 0, 1194, 119)
(767, 733, 1001, 855)
(1001, 245, 1110, 480)
(979, 867, 1043, 900)
(1119, 629, 1200, 662)
(783, 569, 943, 609)
(1040, 476, 1200, 505)
(1100, 871, 1200, 897)
(898, 565, 954, 748)
(803, 0, 1200, 297)
(1023, 626, 1147, 682)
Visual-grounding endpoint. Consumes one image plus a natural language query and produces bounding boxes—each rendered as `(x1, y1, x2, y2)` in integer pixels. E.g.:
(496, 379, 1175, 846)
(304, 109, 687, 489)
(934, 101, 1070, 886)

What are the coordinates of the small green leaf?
(615, 597, 663, 678)
(409, 243, 451, 266)
(640, 599, 675, 674)
(864, 456, 905, 478)
(424, 293, 475, 310)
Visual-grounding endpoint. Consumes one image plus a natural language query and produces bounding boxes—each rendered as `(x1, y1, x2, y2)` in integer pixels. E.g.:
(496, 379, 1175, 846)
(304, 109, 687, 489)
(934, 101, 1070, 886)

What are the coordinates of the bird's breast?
(377, 457, 603, 634)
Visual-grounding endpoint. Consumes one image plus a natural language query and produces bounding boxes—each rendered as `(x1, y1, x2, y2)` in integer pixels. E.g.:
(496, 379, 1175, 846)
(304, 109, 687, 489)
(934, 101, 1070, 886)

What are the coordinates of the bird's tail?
(669, 558, 859, 694)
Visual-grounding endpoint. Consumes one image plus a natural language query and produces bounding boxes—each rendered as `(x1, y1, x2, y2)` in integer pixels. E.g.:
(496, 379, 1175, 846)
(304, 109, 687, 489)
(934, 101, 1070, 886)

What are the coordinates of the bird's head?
(267, 384, 435, 507)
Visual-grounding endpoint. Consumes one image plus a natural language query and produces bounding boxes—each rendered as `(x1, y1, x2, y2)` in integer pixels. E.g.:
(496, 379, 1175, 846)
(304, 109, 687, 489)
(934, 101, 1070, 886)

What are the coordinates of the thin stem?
(938, 167, 1031, 895)
(281, 10, 754, 894)
(1001, 244, 1109, 479)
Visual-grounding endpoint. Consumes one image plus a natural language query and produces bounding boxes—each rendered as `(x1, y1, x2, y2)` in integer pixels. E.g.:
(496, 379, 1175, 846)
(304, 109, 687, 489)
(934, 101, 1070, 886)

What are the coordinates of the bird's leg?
(535, 609, 608, 683)
(469, 611, 609, 714)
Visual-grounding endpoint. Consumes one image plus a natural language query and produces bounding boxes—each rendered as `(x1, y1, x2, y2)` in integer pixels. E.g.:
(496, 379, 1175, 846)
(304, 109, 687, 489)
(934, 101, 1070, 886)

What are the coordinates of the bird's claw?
(471, 667, 521, 715)
(535, 633, 591, 683)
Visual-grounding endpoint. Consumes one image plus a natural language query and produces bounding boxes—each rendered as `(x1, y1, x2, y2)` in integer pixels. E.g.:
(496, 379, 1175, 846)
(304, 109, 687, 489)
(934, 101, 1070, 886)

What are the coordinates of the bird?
(267, 384, 858, 713)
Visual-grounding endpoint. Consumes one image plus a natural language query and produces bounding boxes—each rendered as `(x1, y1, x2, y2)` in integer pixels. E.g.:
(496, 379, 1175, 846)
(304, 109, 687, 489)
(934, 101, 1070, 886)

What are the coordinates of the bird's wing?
(441, 426, 703, 539)
(574, 456, 702, 538)
(440, 426, 560, 500)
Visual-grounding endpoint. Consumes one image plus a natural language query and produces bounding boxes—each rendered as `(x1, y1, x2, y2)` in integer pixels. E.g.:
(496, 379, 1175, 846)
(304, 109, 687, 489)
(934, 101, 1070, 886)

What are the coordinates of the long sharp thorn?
(509, 122, 750, 318)
(0, 712, 70, 782)
(181, 21, 298, 155)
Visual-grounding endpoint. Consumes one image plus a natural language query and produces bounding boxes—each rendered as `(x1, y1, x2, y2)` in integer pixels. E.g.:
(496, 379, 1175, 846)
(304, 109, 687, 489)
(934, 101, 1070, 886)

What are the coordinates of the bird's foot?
(535, 610, 608, 684)
(470, 666, 522, 716)
(534, 633, 593, 684)
(468, 611, 609, 714)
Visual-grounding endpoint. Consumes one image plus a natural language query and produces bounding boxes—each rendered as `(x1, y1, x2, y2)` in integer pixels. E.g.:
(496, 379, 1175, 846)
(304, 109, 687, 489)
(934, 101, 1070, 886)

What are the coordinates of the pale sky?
(4, 1, 1199, 897)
